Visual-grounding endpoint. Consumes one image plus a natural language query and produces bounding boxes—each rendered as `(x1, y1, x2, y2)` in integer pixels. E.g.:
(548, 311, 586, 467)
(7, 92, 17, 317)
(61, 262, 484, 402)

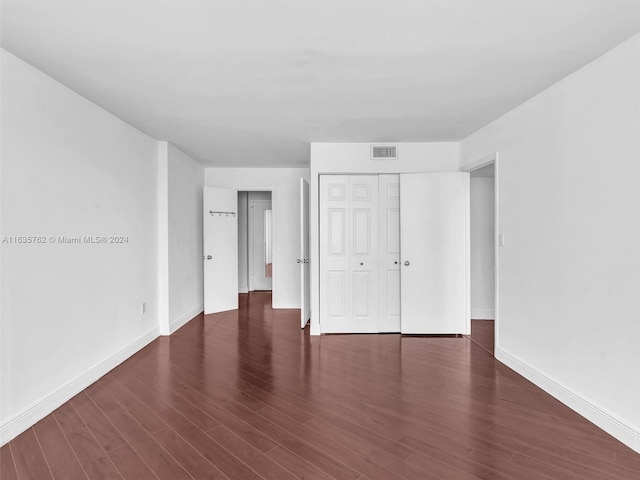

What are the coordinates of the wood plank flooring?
(2, 291, 639, 479)
(468, 319, 495, 355)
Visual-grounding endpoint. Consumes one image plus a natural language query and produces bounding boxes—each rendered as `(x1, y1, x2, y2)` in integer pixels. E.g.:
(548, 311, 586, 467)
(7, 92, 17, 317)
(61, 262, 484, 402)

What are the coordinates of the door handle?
(404, 261, 410, 266)
(206, 255, 213, 260)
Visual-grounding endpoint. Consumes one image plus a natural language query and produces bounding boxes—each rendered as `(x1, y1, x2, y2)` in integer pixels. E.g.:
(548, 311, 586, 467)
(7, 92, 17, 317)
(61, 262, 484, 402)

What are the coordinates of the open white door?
(203, 187, 238, 314)
(300, 178, 310, 327)
(400, 172, 469, 334)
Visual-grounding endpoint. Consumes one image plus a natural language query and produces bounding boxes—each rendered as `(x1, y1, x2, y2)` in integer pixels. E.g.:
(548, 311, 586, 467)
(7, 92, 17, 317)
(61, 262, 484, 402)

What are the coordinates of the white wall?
(167, 143, 204, 332)
(309, 142, 460, 334)
(0, 50, 160, 443)
(470, 177, 495, 319)
(311, 143, 459, 175)
(204, 168, 310, 308)
(460, 34, 640, 452)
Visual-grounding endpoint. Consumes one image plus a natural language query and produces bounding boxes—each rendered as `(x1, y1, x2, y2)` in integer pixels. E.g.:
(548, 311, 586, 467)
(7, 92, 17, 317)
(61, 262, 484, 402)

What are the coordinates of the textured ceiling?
(2, 0, 639, 166)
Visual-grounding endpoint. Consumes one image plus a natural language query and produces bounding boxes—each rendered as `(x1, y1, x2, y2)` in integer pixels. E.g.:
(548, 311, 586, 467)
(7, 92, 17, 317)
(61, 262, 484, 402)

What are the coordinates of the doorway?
(465, 157, 497, 355)
(238, 191, 273, 293)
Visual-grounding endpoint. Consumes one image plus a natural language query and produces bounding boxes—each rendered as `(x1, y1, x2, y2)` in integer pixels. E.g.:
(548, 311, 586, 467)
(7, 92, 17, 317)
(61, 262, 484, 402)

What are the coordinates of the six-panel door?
(320, 175, 379, 333)
(378, 174, 401, 332)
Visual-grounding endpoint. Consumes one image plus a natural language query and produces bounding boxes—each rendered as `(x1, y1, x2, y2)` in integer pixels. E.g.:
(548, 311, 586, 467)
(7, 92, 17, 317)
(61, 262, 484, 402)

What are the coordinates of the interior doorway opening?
(466, 158, 497, 355)
(238, 191, 273, 293)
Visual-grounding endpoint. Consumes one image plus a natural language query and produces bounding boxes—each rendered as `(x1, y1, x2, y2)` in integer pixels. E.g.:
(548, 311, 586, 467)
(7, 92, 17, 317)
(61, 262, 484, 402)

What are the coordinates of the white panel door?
(320, 175, 349, 332)
(320, 175, 379, 333)
(378, 174, 401, 332)
(300, 178, 310, 328)
(203, 187, 238, 314)
(349, 175, 379, 333)
(400, 172, 470, 334)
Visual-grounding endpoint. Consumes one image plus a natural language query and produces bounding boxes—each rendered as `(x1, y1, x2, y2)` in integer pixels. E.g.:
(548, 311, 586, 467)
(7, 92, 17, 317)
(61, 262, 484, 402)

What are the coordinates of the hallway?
(3, 292, 638, 479)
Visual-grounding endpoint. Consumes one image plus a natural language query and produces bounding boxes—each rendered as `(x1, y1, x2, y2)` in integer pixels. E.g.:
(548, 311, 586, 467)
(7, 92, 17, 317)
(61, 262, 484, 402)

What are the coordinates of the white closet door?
(400, 172, 470, 334)
(320, 175, 349, 332)
(349, 175, 379, 332)
(320, 175, 379, 333)
(378, 174, 401, 332)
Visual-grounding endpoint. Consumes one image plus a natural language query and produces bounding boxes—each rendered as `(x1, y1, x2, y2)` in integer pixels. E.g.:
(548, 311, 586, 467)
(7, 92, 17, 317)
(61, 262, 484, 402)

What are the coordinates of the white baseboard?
(272, 302, 300, 309)
(0, 327, 159, 446)
(471, 308, 495, 319)
(239, 286, 249, 294)
(496, 346, 640, 454)
(310, 323, 321, 336)
(169, 304, 204, 334)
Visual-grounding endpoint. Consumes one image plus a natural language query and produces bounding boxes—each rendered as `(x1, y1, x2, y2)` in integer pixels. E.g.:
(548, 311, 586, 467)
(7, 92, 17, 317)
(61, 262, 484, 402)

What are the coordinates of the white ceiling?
(2, 1, 639, 167)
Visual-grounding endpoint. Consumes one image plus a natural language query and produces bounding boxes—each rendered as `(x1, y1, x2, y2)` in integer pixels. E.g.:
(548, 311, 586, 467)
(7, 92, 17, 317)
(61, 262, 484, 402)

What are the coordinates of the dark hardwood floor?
(468, 319, 495, 355)
(3, 291, 639, 479)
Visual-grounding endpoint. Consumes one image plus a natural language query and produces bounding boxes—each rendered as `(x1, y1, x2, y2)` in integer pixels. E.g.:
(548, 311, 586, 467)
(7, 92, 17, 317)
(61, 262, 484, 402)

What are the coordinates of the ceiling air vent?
(371, 144, 398, 160)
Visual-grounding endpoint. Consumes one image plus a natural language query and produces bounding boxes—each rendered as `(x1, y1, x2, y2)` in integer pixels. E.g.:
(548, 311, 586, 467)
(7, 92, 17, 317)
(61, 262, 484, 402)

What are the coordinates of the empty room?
(1, 1, 639, 479)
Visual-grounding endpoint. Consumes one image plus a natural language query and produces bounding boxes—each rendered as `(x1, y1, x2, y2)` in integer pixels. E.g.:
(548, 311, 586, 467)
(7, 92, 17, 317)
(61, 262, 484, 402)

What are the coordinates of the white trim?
(496, 346, 640, 454)
(0, 327, 159, 446)
(310, 172, 320, 335)
(248, 200, 254, 292)
(272, 302, 300, 309)
(168, 304, 204, 334)
(493, 154, 500, 350)
(470, 309, 495, 319)
(463, 172, 471, 335)
(460, 152, 497, 173)
(239, 287, 249, 294)
(233, 185, 277, 192)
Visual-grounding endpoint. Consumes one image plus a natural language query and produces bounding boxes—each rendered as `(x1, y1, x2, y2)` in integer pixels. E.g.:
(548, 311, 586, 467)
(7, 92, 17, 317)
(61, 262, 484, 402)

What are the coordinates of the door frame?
(248, 197, 272, 292)
(235, 186, 277, 306)
(461, 152, 499, 351)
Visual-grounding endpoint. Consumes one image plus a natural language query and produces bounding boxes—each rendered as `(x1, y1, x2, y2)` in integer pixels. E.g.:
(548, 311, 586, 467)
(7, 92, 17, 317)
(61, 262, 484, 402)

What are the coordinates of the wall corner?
(157, 141, 170, 335)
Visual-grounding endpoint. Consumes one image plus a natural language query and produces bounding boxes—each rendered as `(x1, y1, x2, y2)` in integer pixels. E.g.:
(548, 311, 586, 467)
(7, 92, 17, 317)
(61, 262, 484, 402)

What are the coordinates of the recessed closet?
(319, 172, 469, 334)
